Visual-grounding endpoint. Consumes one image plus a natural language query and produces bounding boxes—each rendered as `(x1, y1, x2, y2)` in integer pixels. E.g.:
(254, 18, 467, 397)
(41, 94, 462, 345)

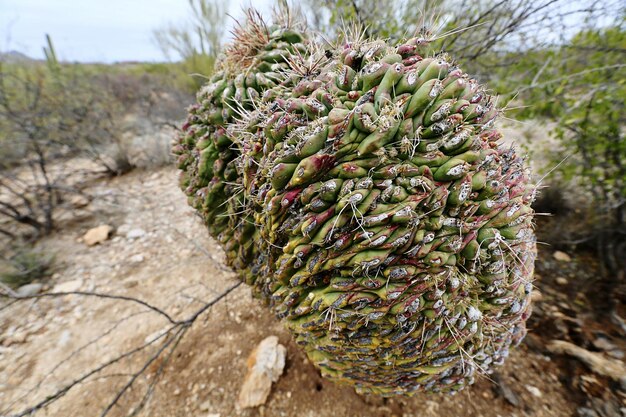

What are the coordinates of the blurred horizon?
(0, 0, 273, 63)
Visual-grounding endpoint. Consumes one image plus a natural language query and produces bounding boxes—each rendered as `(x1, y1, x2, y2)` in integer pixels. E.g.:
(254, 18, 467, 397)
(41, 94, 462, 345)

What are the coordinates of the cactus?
(176, 14, 536, 396)
(173, 9, 310, 273)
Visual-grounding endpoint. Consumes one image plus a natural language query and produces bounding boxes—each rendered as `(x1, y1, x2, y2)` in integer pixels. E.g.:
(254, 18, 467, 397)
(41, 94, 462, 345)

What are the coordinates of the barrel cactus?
(176, 11, 536, 396)
(174, 9, 310, 272)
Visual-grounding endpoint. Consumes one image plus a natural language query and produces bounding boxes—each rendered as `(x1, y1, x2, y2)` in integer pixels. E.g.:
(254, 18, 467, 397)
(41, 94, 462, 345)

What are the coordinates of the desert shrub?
(153, 0, 225, 91)
(0, 33, 201, 236)
(511, 22, 625, 275)
(0, 247, 53, 288)
(0, 63, 103, 236)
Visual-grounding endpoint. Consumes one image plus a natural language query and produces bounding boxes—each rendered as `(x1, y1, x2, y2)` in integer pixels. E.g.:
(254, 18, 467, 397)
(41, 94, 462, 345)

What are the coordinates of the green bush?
(0, 248, 53, 288)
(0, 36, 187, 237)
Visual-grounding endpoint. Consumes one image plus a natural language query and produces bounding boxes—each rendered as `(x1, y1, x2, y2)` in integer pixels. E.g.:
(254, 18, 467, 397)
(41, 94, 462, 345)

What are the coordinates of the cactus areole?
(174, 12, 536, 396)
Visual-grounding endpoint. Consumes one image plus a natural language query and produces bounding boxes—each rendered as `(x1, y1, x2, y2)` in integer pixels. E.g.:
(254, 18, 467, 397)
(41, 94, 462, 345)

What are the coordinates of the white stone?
(2, 331, 28, 346)
(16, 283, 43, 297)
(199, 400, 212, 411)
(237, 336, 286, 408)
(553, 251, 572, 262)
(129, 254, 145, 264)
(58, 330, 72, 347)
(70, 194, 90, 208)
(525, 385, 542, 397)
(53, 279, 83, 293)
(83, 225, 113, 246)
(556, 277, 568, 285)
(126, 228, 146, 239)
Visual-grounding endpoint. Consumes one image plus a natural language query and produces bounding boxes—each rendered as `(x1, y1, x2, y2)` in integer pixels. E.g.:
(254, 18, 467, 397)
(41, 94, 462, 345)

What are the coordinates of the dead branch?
(4, 311, 152, 413)
(0, 281, 243, 417)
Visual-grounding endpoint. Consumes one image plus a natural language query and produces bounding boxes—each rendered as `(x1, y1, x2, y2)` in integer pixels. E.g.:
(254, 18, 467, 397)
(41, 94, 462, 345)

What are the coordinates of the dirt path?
(0, 166, 610, 417)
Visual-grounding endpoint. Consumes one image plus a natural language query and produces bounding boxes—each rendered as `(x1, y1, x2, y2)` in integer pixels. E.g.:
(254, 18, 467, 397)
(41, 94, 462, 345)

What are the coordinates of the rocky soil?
(1, 166, 624, 417)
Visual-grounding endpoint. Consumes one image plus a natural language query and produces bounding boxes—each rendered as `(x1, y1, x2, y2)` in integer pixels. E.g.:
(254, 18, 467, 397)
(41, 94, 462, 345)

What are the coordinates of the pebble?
(2, 331, 28, 346)
(83, 225, 113, 246)
(593, 337, 624, 359)
(70, 194, 90, 208)
(126, 228, 146, 239)
(58, 330, 72, 347)
(16, 283, 43, 297)
(199, 400, 212, 411)
(525, 385, 542, 397)
(592, 337, 616, 352)
(53, 279, 83, 293)
(555, 277, 568, 285)
(577, 407, 598, 417)
(496, 382, 520, 407)
(129, 254, 145, 264)
(553, 251, 572, 262)
(607, 350, 624, 360)
(237, 336, 286, 408)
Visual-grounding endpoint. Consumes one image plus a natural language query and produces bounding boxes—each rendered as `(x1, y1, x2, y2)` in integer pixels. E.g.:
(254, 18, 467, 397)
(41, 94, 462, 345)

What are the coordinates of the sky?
(0, 0, 273, 63)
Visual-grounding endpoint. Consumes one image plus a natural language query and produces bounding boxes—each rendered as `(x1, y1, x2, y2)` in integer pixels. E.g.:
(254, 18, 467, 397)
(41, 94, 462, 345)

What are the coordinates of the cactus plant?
(173, 9, 309, 272)
(176, 13, 536, 396)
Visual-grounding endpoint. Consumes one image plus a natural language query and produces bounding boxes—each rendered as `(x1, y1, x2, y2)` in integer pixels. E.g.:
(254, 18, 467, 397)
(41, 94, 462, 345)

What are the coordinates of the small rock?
(206, 414, 220, 417)
(237, 336, 286, 408)
(607, 350, 624, 360)
(117, 224, 131, 235)
(553, 251, 572, 262)
(556, 277, 568, 285)
(58, 330, 72, 347)
(70, 194, 90, 208)
(593, 337, 624, 359)
(3, 331, 28, 346)
(126, 228, 146, 239)
(83, 225, 113, 246)
(497, 383, 519, 407)
(199, 400, 212, 411)
(129, 254, 145, 264)
(53, 279, 83, 293)
(525, 385, 542, 397)
(174, 388, 181, 396)
(577, 407, 598, 417)
(16, 283, 43, 297)
(592, 337, 616, 352)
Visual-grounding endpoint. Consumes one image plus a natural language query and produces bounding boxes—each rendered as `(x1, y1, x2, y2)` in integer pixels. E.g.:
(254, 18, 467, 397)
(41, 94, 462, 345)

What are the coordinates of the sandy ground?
(0, 166, 622, 417)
